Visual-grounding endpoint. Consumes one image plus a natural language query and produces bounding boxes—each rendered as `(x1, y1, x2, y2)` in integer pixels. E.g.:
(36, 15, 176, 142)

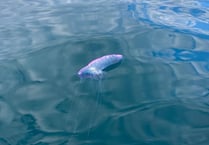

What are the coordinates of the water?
(0, 0, 209, 145)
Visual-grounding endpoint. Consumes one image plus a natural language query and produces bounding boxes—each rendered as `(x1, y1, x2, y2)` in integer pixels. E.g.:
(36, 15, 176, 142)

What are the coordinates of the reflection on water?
(128, 0, 209, 38)
(0, 0, 122, 60)
(0, 0, 209, 145)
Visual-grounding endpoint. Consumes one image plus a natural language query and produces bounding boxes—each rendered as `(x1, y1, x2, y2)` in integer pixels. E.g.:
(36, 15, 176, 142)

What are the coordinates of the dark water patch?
(104, 100, 209, 145)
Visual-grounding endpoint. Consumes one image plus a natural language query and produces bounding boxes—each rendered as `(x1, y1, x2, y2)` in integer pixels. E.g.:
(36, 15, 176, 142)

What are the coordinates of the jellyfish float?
(78, 54, 123, 80)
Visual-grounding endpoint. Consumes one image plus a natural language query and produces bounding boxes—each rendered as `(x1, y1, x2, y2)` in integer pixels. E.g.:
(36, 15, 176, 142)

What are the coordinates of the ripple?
(0, 99, 14, 125)
(126, 29, 196, 63)
(8, 82, 72, 132)
(107, 100, 209, 144)
(0, 62, 22, 95)
(0, 0, 123, 60)
(128, 0, 209, 38)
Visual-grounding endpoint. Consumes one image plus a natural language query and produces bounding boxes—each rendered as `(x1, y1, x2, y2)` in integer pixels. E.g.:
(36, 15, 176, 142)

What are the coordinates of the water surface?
(0, 0, 209, 145)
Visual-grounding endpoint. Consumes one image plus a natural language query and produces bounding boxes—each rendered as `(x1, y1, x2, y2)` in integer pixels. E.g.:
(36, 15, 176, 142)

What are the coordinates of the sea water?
(0, 0, 209, 145)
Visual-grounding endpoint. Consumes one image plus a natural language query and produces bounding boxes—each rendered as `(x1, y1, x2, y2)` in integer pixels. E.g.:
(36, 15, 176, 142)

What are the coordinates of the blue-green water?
(1, 0, 209, 145)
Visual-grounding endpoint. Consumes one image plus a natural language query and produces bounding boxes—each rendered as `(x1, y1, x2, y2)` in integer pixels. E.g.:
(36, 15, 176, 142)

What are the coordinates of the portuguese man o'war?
(76, 54, 123, 135)
(78, 54, 123, 79)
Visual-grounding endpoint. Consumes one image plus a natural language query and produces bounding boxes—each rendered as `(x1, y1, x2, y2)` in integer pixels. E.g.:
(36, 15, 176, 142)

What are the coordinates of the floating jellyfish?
(78, 54, 123, 80)
(76, 54, 123, 135)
